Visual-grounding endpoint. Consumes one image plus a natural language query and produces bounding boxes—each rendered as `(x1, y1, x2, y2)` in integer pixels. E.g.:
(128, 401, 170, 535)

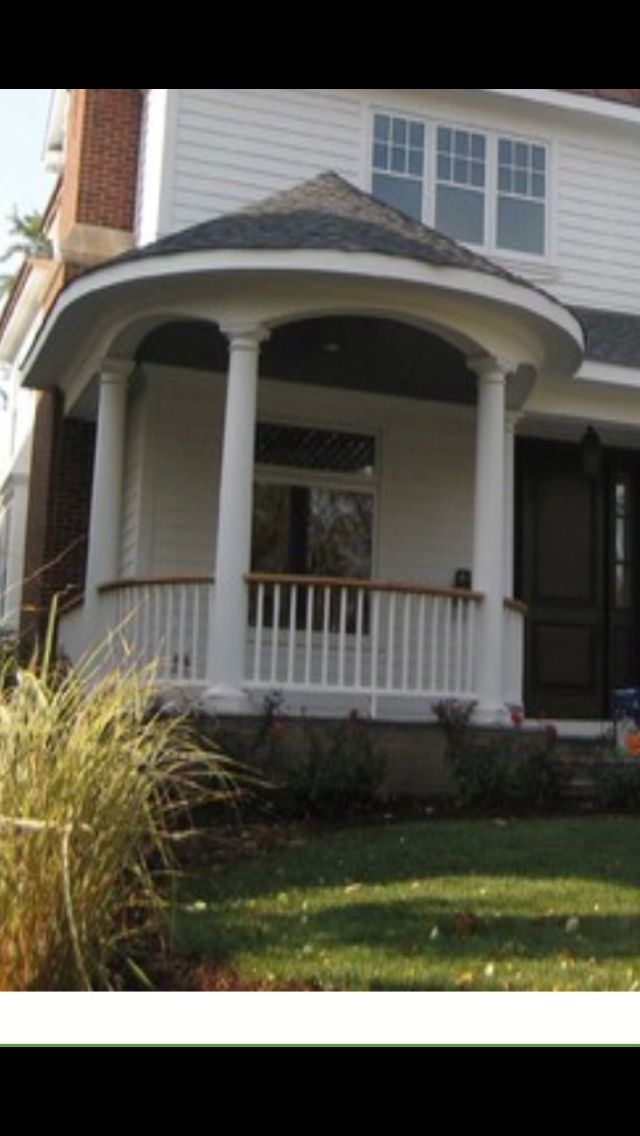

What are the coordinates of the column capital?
(468, 355, 515, 385)
(220, 323, 270, 351)
(97, 359, 133, 386)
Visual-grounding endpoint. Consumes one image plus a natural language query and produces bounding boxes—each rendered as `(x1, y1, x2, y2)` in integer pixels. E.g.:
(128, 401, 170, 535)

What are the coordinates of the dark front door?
(518, 439, 640, 720)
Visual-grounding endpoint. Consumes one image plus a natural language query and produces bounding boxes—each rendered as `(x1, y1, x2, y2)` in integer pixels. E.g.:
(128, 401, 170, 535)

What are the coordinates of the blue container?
(613, 688, 640, 723)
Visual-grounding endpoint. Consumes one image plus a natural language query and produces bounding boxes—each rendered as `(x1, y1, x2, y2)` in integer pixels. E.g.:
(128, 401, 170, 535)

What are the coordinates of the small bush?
(0, 655, 233, 991)
(594, 758, 640, 811)
(453, 738, 564, 812)
(245, 699, 386, 819)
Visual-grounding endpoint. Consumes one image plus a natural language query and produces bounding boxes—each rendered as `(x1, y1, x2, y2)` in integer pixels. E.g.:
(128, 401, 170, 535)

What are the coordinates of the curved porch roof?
(23, 172, 585, 393)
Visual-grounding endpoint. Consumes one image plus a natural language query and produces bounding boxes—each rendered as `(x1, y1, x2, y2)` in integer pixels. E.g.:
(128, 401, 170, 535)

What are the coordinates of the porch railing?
(98, 577, 214, 684)
(246, 574, 483, 706)
(60, 575, 526, 710)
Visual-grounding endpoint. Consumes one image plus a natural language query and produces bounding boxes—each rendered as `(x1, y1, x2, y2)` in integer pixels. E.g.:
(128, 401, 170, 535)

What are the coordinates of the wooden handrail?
(246, 573, 485, 602)
(94, 575, 525, 611)
(99, 576, 214, 595)
(504, 598, 529, 616)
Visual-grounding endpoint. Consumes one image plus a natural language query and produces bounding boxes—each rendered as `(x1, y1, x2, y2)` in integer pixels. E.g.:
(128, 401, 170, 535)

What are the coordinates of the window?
(497, 138, 547, 256)
(252, 483, 373, 581)
(252, 424, 375, 582)
(370, 110, 549, 258)
(372, 113, 425, 222)
(435, 126, 486, 245)
(613, 476, 633, 610)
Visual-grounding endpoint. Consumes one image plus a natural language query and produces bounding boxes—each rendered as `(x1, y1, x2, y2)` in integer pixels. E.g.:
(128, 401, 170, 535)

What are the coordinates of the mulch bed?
(148, 955, 322, 992)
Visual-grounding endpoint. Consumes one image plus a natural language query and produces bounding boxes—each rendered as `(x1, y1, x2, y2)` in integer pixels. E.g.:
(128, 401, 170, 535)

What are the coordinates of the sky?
(0, 89, 55, 266)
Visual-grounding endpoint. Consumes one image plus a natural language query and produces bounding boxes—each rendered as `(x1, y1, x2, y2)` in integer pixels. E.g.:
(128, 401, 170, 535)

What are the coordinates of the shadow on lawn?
(183, 817, 640, 903)
(180, 895, 640, 973)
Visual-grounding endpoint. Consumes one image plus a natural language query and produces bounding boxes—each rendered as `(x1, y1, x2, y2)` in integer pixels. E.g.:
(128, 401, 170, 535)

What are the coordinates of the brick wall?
(21, 391, 95, 644)
(60, 88, 143, 242)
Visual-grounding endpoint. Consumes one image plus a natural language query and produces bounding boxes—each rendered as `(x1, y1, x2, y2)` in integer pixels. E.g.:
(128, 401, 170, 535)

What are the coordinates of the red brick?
(60, 89, 143, 240)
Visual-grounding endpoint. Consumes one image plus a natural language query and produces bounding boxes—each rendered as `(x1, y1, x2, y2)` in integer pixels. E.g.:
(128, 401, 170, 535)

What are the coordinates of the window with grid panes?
(497, 138, 547, 255)
(371, 112, 425, 222)
(370, 111, 548, 257)
(435, 126, 487, 245)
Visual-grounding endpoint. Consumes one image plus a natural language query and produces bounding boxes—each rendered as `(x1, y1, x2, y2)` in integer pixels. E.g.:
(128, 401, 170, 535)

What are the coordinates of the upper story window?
(497, 138, 547, 256)
(436, 126, 487, 246)
(372, 113, 425, 222)
(371, 111, 549, 260)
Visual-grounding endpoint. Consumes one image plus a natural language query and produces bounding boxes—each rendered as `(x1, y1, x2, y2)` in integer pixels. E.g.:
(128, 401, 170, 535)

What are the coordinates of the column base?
(199, 687, 255, 717)
(472, 703, 513, 728)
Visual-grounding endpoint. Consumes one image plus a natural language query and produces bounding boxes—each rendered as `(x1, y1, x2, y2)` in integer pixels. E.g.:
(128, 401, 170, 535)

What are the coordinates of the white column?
(207, 325, 267, 707)
(471, 358, 510, 721)
(504, 412, 520, 599)
(85, 364, 130, 603)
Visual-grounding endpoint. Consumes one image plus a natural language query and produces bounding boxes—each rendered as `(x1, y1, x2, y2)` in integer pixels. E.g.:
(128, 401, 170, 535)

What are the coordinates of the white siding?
(168, 88, 365, 229)
(142, 368, 226, 576)
(555, 137, 640, 311)
(134, 367, 475, 589)
(119, 375, 148, 576)
(154, 88, 640, 315)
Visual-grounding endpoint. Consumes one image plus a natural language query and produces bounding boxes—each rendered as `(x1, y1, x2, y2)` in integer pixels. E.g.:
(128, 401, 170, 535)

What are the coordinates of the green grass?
(174, 817, 640, 991)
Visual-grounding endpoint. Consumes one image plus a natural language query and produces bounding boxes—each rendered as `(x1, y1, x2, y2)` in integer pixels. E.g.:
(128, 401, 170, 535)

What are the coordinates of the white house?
(4, 88, 640, 726)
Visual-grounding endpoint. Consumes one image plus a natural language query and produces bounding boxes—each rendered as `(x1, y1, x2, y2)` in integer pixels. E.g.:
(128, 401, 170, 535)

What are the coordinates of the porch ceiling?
(137, 316, 477, 405)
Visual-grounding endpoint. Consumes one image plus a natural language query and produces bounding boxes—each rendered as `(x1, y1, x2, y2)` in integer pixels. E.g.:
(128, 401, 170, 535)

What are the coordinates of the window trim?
(369, 107, 553, 263)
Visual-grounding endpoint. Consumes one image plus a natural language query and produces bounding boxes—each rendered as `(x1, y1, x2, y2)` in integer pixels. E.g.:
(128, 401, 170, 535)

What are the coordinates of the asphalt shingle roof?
(574, 307, 640, 368)
(119, 171, 547, 297)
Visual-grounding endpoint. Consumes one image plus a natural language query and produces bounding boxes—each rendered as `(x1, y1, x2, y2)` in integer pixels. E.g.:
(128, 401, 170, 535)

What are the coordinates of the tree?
(0, 208, 52, 295)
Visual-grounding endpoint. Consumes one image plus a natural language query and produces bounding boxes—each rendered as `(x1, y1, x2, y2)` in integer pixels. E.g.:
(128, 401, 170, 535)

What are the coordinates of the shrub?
(452, 737, 564, 812)
(245, 700, 386, 819)
(0, 653, 233, 991)
(594, 758, 640, 811)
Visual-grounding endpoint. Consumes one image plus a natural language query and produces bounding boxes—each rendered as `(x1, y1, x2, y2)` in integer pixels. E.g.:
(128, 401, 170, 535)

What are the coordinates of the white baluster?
(355, 588, 364, 691)
(455, 599, 464, 694)
(321, 587, 330, 687)
(416, 595, 426, 693)
(271, 584, 281, 686)
(305, 585, 314, 687)
(386, 593, 396, 691)
(370, 591, 381, 716)
(402, 594, 411, 693)
(254, 582, 264, 684)
(192, 585, 200, 682)
(287, 585, 297, 686)
(431, 598, 440, 693)
(338, 587, 348, 689)
(443, 598, 452, 694)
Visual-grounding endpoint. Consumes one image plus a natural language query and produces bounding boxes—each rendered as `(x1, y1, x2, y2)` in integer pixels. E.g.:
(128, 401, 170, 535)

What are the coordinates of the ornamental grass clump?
(0, 641, 233, 991)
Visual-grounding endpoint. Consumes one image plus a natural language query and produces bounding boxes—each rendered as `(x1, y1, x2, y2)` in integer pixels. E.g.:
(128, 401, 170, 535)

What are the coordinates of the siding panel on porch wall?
(119, 374, 147, 578)
(131, 368, 476, 590)
(156, 88, 640, 314)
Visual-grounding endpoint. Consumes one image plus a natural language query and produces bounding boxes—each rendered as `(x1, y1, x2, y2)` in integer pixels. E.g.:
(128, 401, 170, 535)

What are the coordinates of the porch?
(29, 174, 583, 722)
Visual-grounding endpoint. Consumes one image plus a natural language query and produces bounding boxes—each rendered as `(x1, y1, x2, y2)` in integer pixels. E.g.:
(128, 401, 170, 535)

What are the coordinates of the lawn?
(172, 817, 640, 991)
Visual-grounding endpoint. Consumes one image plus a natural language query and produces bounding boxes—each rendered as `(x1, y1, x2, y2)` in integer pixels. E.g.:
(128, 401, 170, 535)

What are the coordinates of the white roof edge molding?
(21, 247, 585, 394)
(480, 89, 640, 124)
(0, 261, 52, 366)
(44, 89, 69, 174)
